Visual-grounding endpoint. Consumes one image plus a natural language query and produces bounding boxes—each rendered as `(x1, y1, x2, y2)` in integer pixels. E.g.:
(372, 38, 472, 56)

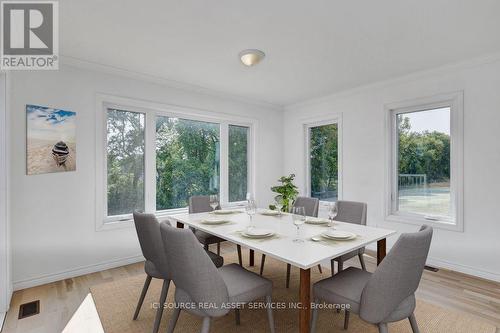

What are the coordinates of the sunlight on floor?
(61, 294, 104, 333)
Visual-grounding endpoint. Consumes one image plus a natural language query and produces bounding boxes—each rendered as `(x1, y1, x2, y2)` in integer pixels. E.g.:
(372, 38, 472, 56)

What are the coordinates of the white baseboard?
(426, 257, 500, 282)
(13, 254, 144, 291)
(0, 311, 5, 332)
(365, 243, 500, 282)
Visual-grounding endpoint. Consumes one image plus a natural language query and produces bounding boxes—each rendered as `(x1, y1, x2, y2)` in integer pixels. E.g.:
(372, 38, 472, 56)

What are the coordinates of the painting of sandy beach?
(27, 105, 76, 175)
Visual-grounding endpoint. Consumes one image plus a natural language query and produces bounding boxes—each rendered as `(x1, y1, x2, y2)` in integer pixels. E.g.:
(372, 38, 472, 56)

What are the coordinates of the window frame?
(304, 114, 343, 207)
(385, 92, 464, 232)
(95, 94, 256, 231)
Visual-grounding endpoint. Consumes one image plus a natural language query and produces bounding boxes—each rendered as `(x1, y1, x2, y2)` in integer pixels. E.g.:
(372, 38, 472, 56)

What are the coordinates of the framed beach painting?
(26, 105, 76, 175)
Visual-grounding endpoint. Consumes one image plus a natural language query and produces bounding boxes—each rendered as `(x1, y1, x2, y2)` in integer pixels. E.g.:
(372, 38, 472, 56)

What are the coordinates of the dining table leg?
(249, 249, 255, 267)
(377, 238, 387, 265)
(299, 268, 311, 333)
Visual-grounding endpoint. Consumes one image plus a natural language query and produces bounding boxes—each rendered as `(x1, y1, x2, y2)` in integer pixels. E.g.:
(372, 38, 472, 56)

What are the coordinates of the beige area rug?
(91, 253, 496, 333)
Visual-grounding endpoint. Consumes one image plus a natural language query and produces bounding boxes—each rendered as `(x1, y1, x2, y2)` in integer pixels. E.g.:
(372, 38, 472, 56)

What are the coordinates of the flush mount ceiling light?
(239, 49, 265, 67)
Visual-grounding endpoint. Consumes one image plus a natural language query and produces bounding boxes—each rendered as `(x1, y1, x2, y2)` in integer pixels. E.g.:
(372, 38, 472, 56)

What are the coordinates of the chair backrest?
(160, 223, 229, 317)
(293, 197, 319, 217)
(359, 225, 433, 323)
(335, 200, 367, 225)
(133, 211, 169, 279)
(189, 195, 220, 213)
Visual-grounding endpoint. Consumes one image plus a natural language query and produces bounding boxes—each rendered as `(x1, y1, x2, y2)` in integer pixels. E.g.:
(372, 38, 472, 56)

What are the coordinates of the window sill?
(384, 213, 463, 232)
(97, 203, 247, 232)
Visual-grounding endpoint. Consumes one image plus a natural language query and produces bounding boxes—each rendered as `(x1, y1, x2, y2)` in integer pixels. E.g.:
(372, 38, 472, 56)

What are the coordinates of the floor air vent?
(424, 265, 439, 272)
(18, 300, 40, 319)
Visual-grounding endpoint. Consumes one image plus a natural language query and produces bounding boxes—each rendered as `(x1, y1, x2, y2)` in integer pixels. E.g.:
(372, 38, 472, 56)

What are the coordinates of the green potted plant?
(269, 174, 299, 212)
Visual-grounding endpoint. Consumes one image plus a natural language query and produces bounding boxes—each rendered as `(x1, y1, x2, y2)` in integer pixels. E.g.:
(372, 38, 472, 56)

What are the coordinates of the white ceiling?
(61, 0, 500, 106)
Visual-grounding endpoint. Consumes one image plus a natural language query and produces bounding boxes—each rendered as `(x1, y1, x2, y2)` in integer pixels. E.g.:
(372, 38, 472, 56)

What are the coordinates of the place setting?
(196, 195, 239, 226)
(233, 198, 281, 241)
(308, 201, 338, 225)
(259, 196, 286, 217)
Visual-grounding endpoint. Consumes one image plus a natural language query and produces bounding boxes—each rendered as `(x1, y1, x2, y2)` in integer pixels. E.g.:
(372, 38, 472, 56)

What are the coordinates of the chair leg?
(201, 317, 211, 333)
(408, 313, 420, 333)
(260, 254, 266, 276)
(217, 242, 221, 255)
(204, 244, 209, 251)
(237, 245, 243, 266)
(378, 323, 388, 333)
(166, 305, 181, 333)
(152, 280, 170, 333)
(317, 264, 323, 274)
(266, 295, 275, 333)
(310, 299, 319, 333)
(344, 310, 350, 330)
(330, 259, 335, 277)
(286, 264, 291, 288)
(358, 253, 367, 271)
(235, 309, 241, 325)
(133, 275, 152, 320)
(338, 258, 344, 272)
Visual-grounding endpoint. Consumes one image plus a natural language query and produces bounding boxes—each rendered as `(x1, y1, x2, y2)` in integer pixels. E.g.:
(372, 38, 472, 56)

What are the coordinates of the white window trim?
(384, 91, 464, 232)
(95, 94, 257, 231)
(303, 114, 343, 207)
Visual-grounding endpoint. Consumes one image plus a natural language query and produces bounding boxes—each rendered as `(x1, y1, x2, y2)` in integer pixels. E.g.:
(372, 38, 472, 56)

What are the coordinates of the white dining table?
(170, 209, 396, 333)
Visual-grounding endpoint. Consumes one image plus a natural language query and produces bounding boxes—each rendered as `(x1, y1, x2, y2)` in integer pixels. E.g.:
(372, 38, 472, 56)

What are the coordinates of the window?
(387, 92, 463, 230)
(106, 109, 145, 216)
(96, 96, 255, 229)
(306, 118, 342, 203)
(156, 117, 220, 210)
(228, 125, 249, 202)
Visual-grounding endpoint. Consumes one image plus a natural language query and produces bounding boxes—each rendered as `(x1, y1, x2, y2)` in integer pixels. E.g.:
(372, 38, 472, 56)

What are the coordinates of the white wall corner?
(0, 72, 12, 314)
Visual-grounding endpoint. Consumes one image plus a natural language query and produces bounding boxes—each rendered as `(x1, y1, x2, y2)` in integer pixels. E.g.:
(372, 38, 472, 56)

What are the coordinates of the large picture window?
(106, 109, 145, 216)
(97, 97, 254, 228)
(387, 92, 463, 230)
(306, 117, 342, 203)
(228, 125, 249, 202)
(396, 107, 451, 218)
(156, 117, 220, 210)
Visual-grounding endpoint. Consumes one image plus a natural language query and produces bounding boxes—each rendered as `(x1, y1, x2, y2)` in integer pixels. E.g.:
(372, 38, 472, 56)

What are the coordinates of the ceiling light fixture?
(239, 49, 265, 67)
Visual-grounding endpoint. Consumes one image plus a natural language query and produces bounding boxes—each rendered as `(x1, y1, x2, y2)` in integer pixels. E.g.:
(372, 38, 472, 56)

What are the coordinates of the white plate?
(260, 209, 281, 216)
(305, 217, 330, 225)
(241, 231, 275, 239)
(321, 230, 357, 240)
(201, 218, 230, 225)
(212, 210, 241, 215)
(245, 228, 274, 236)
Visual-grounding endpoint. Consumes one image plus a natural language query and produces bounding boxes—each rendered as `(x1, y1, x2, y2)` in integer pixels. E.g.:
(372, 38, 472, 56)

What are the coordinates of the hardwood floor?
(2, 245, 500, 333)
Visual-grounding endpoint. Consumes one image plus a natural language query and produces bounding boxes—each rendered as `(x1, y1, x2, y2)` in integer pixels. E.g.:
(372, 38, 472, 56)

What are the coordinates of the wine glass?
(209, 194, 219, 212)
(292, 206, 306, 243)
(328, 202, 338, 228)
(246, 199, 257, 231)
(275, 196, 284, 215)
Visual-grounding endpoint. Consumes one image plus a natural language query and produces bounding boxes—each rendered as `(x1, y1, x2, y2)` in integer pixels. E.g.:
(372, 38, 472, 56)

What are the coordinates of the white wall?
(284, 56, 500, 282)
(9, 64, 283, 289)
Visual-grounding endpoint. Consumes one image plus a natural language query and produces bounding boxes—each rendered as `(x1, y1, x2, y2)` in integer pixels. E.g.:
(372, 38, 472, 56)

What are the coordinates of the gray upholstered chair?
(311, 225, 433, 333)
(189, 195, 225, 255)
(132, 211, 171, 333)
(331, 200, 368, 275)
(260, 196, 321, 288)
(189, 195, 243, 266)
(160, 223, 275, 333)
(132, 212, 223, 333)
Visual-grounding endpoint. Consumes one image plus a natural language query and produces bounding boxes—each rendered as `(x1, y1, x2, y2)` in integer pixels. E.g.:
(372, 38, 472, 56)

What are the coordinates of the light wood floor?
(2, 245, 500, 333)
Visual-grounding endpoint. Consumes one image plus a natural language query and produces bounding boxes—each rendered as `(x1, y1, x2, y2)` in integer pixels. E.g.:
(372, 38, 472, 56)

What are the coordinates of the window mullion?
(220, 123, 229, 206)
(144, 111, 156, 213)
